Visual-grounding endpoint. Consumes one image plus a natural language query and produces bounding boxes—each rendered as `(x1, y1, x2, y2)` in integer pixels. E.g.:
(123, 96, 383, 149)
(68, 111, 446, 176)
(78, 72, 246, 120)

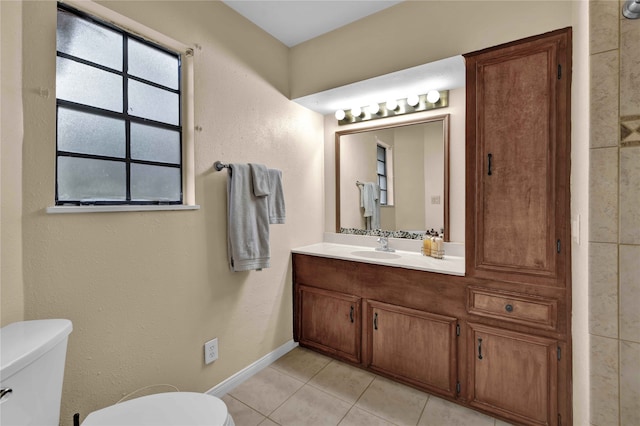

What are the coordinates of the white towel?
(249, 163, 270, 197)
(227, 164, 270, 271)
(267, 169, 285, 224)
(360, 182, 380, 230)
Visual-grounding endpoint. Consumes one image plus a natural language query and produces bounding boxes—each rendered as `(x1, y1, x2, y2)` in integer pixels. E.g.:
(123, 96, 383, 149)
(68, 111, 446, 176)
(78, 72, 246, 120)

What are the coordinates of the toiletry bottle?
(422, 235, 431, 256)
(433, 234, 444, 259)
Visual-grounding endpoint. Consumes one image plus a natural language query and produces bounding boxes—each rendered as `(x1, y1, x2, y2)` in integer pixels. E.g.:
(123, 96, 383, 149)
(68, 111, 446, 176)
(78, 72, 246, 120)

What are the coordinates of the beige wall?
(10, 1, 324, 423)
(1, 0, 25, 325)
(423, 121, 445, 233)
(589, 1, 640, 424)
(290, 1, 574, 98)
(394, 125, 425, 231)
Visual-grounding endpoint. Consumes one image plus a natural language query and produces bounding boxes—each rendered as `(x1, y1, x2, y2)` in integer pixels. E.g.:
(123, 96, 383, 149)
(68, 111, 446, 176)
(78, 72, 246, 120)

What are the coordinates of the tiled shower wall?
(589, 1, 640, 425)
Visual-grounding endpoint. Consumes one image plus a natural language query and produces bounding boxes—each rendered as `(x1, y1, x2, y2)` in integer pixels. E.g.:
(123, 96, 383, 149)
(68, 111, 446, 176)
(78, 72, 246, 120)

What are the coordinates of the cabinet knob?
(505, 304, 514, 313)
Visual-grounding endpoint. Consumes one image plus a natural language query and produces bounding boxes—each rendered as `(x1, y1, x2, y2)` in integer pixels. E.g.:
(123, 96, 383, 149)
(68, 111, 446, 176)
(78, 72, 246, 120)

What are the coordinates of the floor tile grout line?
(415, 393, 431, 426)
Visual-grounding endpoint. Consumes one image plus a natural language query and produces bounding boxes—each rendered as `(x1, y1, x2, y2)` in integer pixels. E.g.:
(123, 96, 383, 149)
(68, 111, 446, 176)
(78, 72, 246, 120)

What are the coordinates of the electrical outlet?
(204, 338, 218, 364)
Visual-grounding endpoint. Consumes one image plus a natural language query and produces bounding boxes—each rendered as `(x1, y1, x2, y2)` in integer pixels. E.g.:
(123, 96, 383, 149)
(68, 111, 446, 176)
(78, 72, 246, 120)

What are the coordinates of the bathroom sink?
(350, 250, 401, 260)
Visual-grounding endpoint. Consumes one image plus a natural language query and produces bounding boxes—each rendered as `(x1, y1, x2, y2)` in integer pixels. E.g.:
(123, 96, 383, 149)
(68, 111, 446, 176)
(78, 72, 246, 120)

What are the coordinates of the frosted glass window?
(57, 57, 122, 112)
(128, 80, 179, 125)
(128, 38, 179, 89)
(57, 157, 126, 201)
(131, 124, 180, 164)
(379, 176, 387, 190)
(55, 5, 183, 206)
(131, 164, 181, 201)
(56, 9, 123, 71)
(58, 107, 125, 158)
(377, 160, 386, 175)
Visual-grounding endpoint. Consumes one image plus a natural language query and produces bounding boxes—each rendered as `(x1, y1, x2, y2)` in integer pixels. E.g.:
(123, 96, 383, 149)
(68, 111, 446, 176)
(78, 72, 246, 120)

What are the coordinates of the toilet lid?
(81, 392, 230, 426)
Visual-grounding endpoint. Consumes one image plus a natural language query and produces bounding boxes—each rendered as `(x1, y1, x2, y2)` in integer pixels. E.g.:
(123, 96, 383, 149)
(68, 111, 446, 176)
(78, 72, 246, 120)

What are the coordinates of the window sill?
(46, 205, 200, 214)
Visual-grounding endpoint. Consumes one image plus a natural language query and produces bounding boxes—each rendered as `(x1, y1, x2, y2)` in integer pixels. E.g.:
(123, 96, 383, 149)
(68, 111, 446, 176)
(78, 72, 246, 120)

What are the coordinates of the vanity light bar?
(335, 90, 449, 125)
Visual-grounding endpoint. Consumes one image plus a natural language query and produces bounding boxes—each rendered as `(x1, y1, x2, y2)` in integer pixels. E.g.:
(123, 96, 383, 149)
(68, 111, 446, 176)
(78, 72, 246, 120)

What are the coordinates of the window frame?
(48, 0, 197, 213)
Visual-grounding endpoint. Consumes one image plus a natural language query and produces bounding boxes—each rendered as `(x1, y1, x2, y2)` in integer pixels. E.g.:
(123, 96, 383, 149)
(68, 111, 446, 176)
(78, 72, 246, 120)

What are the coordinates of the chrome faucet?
(375, 237, 395, 252)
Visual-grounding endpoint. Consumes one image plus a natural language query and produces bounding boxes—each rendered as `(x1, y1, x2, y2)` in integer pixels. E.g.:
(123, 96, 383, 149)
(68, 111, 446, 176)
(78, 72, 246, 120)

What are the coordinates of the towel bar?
(214, 161, 230, 171)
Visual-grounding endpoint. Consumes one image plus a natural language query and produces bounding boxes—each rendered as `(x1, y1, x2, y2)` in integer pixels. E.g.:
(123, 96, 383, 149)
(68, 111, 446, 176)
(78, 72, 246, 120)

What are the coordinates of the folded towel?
(267, 168, 285, 224)
(249, 163, 270, 197)
(227, 164, 270, 271)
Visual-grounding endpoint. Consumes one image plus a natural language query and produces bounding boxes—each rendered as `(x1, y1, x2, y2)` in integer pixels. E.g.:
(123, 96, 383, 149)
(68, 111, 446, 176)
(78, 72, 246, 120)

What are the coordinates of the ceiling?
(222, 0, 465, 115)
(221, 0, 403, 47)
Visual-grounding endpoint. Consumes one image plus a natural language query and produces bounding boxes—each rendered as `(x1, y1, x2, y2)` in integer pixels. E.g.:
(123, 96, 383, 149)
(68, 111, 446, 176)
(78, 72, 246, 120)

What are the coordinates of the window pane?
(377, 160, 385, 175)
(57, 8, 123, 71)
(377, 146, 386, 161)
(57, 57, 123, 112)
(379, 176, 387, 190)
(131, 164, 181, 201)
(58, 107, 125, 158)
(131, 123, 180, 164)
(380, 191, 387, 205)
(128, 80, 179, 125)
(57, 157, 126, 201)
(128, 38, 179, 90)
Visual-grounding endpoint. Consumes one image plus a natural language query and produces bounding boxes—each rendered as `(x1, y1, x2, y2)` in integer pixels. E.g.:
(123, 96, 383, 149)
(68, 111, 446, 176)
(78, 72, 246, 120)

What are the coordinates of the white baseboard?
(206, 340, 298, 398)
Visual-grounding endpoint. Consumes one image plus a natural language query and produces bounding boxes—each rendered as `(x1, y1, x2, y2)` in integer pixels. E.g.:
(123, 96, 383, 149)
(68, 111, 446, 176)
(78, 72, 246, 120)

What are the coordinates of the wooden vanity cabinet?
(467, 323, 558, 426)
(464, 27, 572, 288)
(365, 300, 458, 397)
(296, 285, 361, 363)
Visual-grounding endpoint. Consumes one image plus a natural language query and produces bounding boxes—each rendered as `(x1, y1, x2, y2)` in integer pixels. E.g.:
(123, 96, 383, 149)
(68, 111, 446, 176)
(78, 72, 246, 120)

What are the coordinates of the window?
(55, 4, 182, 205)
(377, 144, 388, 205)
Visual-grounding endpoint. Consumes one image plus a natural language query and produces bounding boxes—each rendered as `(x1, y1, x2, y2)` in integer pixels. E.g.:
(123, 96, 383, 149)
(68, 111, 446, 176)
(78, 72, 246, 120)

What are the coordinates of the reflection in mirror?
(336, 114, 449, 241)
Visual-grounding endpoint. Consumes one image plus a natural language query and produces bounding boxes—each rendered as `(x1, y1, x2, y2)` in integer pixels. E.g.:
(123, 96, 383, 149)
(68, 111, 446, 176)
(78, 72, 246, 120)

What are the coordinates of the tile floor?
(223, 347, 512, 426)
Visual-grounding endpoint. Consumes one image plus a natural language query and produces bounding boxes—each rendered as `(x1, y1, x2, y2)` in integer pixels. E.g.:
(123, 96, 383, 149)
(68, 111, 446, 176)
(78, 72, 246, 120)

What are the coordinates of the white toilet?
(0, 320, 234, 426)
(81, 392, 234, 426)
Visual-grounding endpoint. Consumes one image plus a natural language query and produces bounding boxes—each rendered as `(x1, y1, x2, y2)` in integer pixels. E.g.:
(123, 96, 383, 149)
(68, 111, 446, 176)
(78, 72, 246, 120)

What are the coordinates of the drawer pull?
(487, 153, 493, 176)
(478, 338, 483, 360)
(505, 304, 514, 313)
(349, 306, 354, 323)
(374, 312, 378, 330)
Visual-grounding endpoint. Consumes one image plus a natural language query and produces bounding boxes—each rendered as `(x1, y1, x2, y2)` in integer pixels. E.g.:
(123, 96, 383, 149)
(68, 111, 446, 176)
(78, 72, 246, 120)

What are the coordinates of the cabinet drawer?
(467, 287, 557, 330)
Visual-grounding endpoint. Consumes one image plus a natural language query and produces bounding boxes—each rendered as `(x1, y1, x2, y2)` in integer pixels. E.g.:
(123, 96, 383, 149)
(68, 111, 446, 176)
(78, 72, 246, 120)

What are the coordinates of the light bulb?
(351, 106, 362, 117)
(368, 103, 380, 115)
(335, 110, 346, 120)
(407, 94, 420, 107)
(386, 99, 398, 111)
(426, 90, 440, 104)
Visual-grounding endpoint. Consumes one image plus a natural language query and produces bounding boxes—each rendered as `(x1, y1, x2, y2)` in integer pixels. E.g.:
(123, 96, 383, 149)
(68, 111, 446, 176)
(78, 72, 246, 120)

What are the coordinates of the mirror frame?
(335, 114, 450, 241)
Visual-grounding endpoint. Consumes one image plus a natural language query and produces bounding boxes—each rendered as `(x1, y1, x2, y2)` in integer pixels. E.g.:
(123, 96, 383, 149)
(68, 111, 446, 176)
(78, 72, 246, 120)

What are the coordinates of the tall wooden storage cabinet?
(464, 28, 572, 426)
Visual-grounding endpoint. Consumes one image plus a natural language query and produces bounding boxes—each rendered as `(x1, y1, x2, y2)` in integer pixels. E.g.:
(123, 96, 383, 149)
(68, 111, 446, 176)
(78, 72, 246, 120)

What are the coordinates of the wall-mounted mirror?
(336, 114, 449, 241)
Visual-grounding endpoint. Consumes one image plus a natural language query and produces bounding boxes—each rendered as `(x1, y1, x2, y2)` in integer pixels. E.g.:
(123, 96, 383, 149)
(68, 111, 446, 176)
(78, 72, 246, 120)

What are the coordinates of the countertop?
(292, 242, 465, 276)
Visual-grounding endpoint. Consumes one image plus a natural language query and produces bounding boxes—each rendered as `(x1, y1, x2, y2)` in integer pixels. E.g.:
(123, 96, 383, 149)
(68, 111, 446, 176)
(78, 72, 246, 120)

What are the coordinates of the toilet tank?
(0, 319, 73, 426)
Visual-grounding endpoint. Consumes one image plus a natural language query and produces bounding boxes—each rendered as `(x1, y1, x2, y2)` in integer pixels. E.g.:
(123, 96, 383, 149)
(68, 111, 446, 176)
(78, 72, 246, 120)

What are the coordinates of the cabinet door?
(465, 28, 571, 287)
(365, 300, 457, 397)
(467, 323, 558, 426)
(297, 285, 361, 363)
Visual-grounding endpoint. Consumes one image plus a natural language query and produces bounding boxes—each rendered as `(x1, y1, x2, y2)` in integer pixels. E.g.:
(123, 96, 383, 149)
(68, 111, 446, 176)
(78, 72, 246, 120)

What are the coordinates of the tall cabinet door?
(467, 323, 558, 426)
(296, 285, 361, 363)
(465, 28, 571, 287)
(365, 300, 458, 397)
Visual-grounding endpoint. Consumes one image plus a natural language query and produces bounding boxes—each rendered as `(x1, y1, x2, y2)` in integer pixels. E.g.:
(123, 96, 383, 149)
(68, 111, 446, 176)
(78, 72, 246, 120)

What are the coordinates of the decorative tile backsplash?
(621, 115, 640, 146)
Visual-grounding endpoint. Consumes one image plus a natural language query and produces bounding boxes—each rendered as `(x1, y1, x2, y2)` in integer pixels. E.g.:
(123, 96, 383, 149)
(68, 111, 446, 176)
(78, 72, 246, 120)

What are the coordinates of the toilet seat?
(81, 392, 234, 426)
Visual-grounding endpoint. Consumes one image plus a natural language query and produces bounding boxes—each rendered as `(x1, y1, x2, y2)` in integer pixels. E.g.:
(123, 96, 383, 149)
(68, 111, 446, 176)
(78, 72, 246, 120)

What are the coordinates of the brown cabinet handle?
(487, 153, 493, 176)
(374, 312, 378, 330)
(349, 306, 354, 323)
(478, 338, 484, 360)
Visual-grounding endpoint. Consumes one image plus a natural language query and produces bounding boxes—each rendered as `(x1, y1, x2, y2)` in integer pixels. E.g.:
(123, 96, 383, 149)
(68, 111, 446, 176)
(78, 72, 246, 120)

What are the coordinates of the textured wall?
(290, 1, 574, 99)
(1, 0, 25, 326)
(16, 1, 323, 423)
(589, 1, 640, 425)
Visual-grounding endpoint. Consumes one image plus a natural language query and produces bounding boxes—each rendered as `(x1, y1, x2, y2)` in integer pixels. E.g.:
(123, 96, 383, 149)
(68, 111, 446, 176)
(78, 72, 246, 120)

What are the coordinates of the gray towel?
(267, 169, 285, 224)
(249, 163, 270, 197)
(227, 164, 270, 271)
(360, 182, 380, 230)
